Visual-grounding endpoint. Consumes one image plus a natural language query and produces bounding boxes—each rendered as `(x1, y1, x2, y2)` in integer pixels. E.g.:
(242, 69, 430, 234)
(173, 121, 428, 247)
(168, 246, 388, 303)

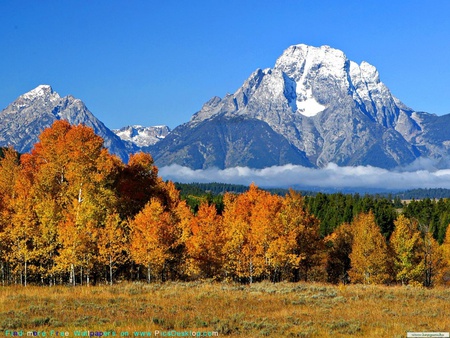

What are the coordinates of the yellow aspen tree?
(33, 197, 61, 284)
(130, 198, 176, 283)
(0, 147, 20, 284)
(7, 168, 39, 286)
(440, 225, 450, 285)
(97, 212, 127, 285)
(349, 212, 390, 284)
(21, 122, 73, 283)
(423, 230, 444, 287)
(58, 216, 99, 286)
(325, 222, 353, 284)
(171, 198, 193, 279)
(55, 214, 78, 285)
(389, 215, 424, 285)
(267, 190, 323, 282)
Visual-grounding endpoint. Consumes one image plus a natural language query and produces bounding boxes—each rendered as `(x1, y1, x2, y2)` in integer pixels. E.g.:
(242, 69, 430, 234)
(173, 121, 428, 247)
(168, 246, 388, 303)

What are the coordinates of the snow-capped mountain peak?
(113, 125, 170, 147)
(151, 43, 444, 170)
(20, 84, 60, 102)
(0, 85, 135, 162)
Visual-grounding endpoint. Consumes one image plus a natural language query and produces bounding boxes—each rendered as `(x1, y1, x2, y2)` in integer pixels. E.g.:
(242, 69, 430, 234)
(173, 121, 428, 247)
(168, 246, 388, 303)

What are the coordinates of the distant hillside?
(395, 188, 450, 200)
(173, 182, 319, 197)
(174, 182, 450, 200)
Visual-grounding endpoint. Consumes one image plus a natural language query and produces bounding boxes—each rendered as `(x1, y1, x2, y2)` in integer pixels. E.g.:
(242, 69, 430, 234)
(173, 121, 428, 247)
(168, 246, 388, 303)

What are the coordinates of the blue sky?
(1, 0, 449, 130)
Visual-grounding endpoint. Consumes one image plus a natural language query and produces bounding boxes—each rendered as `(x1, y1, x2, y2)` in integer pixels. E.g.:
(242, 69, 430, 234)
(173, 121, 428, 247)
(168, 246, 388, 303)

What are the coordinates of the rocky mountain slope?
(2, 44, 450, 170)
(0, 85, 137, 161)
(150, 44, 450, 169)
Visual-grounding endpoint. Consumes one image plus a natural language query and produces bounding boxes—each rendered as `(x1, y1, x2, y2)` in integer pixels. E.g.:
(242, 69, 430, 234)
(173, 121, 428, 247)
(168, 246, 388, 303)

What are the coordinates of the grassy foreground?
(1, 281, 450, 337)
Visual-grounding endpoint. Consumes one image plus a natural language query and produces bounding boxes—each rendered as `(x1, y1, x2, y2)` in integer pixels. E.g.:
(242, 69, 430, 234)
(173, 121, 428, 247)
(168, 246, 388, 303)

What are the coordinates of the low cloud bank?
(159, 160, 450, 191)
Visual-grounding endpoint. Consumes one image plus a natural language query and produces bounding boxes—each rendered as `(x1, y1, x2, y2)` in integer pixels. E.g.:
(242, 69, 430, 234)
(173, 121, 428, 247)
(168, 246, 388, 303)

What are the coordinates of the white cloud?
(158, 162, 450, 191)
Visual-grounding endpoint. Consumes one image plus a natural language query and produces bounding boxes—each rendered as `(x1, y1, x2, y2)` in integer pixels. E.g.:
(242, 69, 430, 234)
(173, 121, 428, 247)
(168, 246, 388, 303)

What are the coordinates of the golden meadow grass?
(1, 281, 450, 337)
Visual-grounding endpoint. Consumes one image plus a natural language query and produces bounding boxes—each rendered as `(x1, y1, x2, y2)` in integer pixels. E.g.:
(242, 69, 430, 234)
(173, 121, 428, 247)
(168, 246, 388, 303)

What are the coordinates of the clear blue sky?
(1, 0, 449, 129)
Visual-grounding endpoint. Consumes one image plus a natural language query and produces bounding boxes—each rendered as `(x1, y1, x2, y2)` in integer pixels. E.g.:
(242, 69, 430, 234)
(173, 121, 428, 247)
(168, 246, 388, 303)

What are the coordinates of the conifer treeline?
(1, 121, 450, 287)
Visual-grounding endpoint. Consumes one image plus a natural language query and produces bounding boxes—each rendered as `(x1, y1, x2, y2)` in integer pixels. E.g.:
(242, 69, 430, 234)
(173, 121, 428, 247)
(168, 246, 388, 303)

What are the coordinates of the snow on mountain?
(0, 85, 136, 162)
(3, 44, 450, 171)
(113, 125, 170, 147)
(151, 44, 450, 170)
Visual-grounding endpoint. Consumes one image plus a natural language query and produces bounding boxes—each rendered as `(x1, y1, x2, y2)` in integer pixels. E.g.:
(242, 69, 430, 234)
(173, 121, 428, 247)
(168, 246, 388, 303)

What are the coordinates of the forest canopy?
(1, 121, 450, 287)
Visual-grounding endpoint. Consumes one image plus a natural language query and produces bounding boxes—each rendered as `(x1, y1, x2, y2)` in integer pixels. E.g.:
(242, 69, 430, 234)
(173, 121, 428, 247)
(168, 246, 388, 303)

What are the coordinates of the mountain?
(147, 115, 312, 169)
(149, 44, 450, 169)
(0, 85, 136, 161)
(113, 125, 170, 147)
(3, 44, 450, 171)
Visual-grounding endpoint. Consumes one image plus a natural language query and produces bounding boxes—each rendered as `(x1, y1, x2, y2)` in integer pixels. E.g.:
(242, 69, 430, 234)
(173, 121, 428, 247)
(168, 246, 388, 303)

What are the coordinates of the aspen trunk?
(24, 260, 27, 287)
(147, 264, 151, 284)
(109, 255, 113, 286)
(249, 260, 253, 284)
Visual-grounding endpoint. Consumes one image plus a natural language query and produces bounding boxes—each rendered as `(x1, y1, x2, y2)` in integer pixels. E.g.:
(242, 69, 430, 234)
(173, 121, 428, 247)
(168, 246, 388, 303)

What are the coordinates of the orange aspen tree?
(26, 121, 121, 284)
(349, 212, 390, 284)
(185, 202, 224, 278)
(222, 184, 282, 283)
(171, 197, 193, 279)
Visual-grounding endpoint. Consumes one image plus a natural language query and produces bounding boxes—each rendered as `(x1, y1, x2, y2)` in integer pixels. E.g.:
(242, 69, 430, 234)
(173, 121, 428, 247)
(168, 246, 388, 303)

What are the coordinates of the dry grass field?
(1, 281, 450, 337)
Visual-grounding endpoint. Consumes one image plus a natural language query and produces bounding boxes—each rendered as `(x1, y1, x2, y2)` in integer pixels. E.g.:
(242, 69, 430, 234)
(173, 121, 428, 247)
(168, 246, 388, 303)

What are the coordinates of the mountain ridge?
(0, 85, 139, 162)
(2, 44, 450, 171)
(149, 44, 437, 169)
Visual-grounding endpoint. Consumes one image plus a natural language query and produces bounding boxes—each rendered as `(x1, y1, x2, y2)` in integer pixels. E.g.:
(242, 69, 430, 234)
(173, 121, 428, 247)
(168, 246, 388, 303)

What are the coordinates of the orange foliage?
(185, 202, 224, 278)
(130, 198, 178, 282)
(222, 183, 283, 283)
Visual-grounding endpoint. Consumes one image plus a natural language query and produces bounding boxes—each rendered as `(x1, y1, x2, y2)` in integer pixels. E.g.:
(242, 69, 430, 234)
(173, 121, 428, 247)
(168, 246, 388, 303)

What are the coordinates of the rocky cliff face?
(151, 44, 449, 169)
(0, 85, 136, 161)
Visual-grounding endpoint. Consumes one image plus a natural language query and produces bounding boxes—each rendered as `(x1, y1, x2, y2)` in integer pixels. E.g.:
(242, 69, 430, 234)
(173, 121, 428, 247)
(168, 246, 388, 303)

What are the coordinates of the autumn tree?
(325, 222, 353, 284)
(408, 219, 446, 287)
(440, 225, 450, 285)
(185, 202, 224, 279)
(129, 198, 178, 282)
(222, 184, 282, 283)
(349, 212, 390, 284)
(389, 215, 424, 285)
(97, 212, 128, 285)
(0, 147, 20, 284)
(116, 152, 162, 219)
(267, 190, 324, 282)
(0, 147, 19, 212)
(18, 121, 122, 285)
(6, 159, 39, 286)
(423, 230, 444, 287)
